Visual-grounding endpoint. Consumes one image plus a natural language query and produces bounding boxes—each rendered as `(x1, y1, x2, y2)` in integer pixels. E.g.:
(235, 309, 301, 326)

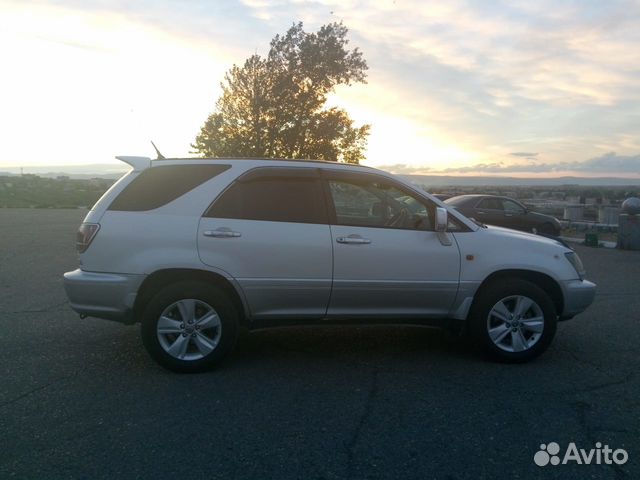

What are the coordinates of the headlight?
(565, 251, 585, 279)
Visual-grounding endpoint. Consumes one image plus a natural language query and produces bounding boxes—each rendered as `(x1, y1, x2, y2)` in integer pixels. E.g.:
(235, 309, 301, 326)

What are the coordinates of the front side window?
(502, 199, 525, 215)
(327, 179, 433, 230)
(205, 176, 327, 224)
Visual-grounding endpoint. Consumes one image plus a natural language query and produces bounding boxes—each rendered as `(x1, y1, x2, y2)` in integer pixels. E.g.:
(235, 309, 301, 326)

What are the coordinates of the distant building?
(598, 207, 621, 225)
(564, 206, 584, 221)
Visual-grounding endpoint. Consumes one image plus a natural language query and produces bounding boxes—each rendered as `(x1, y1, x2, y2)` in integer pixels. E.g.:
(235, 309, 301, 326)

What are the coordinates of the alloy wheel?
(486, 295, 545, 352)
(156, 299, 222, 361)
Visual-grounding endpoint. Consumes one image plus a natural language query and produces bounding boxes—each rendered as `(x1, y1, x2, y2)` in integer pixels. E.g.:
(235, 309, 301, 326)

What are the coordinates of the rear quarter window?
(108, 164, 230, 211)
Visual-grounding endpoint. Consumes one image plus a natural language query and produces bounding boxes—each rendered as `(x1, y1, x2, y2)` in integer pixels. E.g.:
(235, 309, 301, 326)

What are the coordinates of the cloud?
(3, 0, 639, 172)
(377, 164, 436, 175)
(33, 35, 110, 52)
(574, 152, 640, 173)
(440, 152, 640, 175)
(380, 152, 640, 176)
(235, 0, 640, 168)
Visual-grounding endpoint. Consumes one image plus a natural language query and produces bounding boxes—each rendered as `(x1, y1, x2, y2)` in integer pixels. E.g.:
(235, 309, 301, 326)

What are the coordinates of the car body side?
(64, 159, 594, 328)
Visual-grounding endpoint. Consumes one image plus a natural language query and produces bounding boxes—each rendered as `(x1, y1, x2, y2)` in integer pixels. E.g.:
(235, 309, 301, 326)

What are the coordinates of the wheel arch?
(470, 269, 563, 319)
(538, 221, 559, 235)
(133, 268, 249, 326)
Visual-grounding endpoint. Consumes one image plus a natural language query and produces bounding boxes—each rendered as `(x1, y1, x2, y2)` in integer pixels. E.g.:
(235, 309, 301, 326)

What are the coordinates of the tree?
(193, 22, 370, 164)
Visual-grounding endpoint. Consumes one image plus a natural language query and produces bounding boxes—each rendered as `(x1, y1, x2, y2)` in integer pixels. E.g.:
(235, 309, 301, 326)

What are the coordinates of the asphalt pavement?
(1, 208, 638, 479)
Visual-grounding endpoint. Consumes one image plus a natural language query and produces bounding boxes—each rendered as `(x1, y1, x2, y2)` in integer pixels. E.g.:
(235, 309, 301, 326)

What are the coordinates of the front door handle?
(336, 235, 371, 245)
(203, 228, 241, 238)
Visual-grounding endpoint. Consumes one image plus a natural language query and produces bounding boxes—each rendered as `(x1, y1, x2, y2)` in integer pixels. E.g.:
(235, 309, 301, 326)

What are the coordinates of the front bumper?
(560, 279, 596, 319)
(63, 269, 145, 324)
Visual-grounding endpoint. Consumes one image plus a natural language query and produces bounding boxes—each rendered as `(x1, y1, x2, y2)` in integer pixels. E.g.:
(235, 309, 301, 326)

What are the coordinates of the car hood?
(451, 224, 579, 283)
(483, 224, 567, 249)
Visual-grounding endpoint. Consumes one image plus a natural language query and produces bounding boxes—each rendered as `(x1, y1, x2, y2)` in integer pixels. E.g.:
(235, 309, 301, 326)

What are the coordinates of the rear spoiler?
(115, 156, 151, 171)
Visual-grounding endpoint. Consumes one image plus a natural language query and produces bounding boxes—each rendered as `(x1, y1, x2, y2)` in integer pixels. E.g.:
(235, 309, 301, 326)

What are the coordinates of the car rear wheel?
(141, 281, 239, 373)
(469, 279, 557, 362)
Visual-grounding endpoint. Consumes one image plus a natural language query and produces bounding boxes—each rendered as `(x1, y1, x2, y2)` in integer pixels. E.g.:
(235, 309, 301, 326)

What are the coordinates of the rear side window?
(109, 164, 230, 211)
(205, 177, 327, 224)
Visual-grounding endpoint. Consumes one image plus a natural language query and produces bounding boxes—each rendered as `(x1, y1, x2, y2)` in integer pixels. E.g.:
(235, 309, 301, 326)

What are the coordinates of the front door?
(475, 197, 506, 227)
(323, 172, 461, 318)
(501, 198, 529, 232)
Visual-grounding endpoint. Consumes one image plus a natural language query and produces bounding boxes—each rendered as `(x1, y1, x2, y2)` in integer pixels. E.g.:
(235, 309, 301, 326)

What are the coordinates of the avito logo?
(534, 442, 628, 466)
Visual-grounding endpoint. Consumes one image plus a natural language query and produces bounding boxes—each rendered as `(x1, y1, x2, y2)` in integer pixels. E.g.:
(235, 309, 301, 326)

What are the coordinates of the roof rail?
(115, 156, 151, 171)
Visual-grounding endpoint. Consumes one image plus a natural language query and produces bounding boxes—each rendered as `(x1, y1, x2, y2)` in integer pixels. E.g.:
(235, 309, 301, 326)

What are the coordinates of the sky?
(1, 0, 639, 177)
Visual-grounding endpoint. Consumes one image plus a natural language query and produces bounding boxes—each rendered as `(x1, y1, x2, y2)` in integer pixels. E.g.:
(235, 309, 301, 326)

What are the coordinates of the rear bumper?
(560, 279, 596, 319)
(63, 269, 145, 324)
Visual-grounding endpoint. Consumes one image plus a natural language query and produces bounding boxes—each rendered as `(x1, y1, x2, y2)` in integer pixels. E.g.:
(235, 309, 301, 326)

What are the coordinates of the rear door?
(198, 167, 332, 320)
(323, 171, 461, 318)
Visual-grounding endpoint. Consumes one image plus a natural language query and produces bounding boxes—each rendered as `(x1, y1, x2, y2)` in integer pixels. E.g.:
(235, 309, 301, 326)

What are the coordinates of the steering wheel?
(385, 207, 410, 227)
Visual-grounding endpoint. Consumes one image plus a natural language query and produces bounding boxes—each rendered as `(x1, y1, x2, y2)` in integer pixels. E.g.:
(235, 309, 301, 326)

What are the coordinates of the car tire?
(141, 281, 239, 373)
(469, 279, 557, 363)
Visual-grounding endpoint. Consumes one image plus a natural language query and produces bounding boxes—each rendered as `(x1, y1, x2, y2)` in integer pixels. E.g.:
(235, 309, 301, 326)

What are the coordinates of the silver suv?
(64, 156, 596, 372)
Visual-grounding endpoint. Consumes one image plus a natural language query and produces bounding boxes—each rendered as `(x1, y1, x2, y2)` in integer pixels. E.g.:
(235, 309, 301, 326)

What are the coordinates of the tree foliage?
(193, 22, 370, 163)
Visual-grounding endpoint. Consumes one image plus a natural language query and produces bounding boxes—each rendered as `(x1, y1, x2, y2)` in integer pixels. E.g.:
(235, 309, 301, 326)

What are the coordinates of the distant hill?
(0, 164, 127, 179)
(402, 174, 640, 187)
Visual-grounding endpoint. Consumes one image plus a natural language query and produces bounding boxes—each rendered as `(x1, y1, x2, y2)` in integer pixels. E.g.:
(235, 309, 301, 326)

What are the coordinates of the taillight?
(76, 223, 100, 253)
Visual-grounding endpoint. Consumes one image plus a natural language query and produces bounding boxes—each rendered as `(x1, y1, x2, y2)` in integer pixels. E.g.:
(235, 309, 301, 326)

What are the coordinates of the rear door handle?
(203, 228, 241, 238)
(336, 235, 371, 245)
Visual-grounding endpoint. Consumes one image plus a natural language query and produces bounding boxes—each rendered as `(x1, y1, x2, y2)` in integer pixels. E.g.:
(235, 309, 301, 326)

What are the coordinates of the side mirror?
(435, 207, 448, 232)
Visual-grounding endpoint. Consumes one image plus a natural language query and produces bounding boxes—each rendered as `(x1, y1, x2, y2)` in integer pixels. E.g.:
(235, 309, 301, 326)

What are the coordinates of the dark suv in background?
(445, 194, 562, 236)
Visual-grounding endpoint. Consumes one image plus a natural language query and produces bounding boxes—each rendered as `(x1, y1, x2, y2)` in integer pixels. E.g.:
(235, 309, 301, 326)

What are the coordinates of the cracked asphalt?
(1, 208, 639, 479)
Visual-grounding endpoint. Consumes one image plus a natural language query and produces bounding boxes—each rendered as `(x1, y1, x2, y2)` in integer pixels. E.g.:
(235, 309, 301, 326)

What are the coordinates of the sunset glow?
(1, 0, 639, 177)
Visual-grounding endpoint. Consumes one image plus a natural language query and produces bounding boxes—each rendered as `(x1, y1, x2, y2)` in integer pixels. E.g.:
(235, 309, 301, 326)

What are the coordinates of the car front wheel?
(469, 279, 557, 363)
(141, 281, 239, 373)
